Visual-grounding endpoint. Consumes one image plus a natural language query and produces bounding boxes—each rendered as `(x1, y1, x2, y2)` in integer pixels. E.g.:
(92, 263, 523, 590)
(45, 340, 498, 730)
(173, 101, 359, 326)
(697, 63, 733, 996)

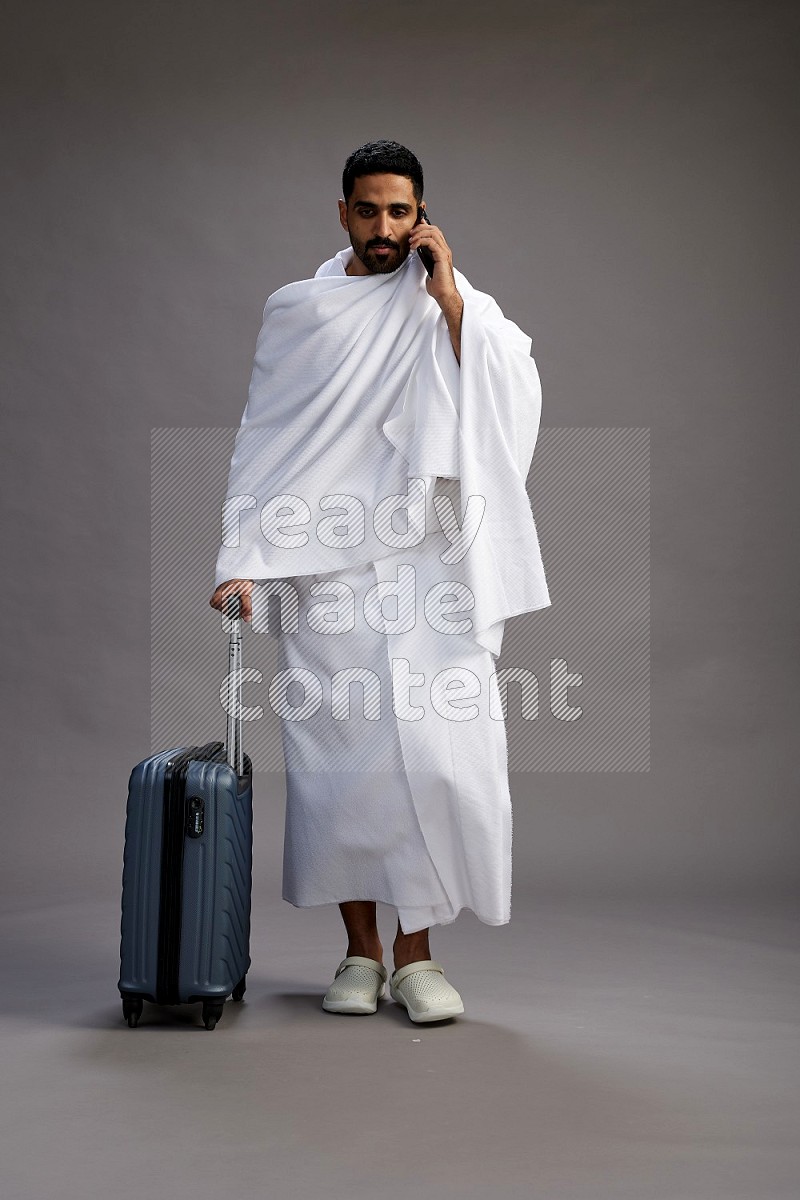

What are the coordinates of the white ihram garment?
(213, 245, 550, 933)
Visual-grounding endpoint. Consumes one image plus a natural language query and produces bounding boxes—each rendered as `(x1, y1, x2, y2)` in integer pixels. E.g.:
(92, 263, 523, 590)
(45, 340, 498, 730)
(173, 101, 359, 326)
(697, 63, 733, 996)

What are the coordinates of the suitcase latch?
(186, 796, 205, 838)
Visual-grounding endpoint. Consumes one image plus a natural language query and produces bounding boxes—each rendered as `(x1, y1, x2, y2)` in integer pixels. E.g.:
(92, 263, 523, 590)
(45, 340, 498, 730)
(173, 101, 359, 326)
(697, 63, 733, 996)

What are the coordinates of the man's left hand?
(409, 221, 460, 309)
(409, 220, 464, 362)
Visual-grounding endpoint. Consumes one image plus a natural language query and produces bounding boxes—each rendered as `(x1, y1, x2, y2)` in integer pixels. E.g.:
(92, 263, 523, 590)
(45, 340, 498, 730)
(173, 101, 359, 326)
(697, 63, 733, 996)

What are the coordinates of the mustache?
(367, 240, 399, 250)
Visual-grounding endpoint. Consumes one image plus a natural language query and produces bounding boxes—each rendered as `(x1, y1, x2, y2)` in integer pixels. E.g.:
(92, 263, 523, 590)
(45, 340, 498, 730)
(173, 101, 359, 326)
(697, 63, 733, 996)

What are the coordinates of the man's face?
(338, 174, 422, 275)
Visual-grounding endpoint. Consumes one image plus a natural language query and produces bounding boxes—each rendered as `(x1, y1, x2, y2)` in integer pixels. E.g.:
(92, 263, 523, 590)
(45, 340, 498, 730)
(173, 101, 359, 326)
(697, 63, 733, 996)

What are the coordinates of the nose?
(375, 213, 392, 239)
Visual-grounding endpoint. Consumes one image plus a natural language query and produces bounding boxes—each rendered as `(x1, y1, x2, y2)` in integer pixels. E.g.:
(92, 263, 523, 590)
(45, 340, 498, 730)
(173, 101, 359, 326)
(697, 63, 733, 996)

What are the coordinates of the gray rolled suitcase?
(119, 594, 253, 1030)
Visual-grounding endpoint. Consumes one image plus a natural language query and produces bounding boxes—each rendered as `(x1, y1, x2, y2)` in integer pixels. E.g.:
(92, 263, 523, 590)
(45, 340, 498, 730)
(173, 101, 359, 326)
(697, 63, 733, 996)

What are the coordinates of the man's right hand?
(210, 579, 255, 623)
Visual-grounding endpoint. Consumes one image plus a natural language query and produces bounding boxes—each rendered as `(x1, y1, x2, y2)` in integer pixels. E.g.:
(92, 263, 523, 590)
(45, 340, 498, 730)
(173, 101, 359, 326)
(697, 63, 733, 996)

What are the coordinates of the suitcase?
(119, 593, 253, 1030)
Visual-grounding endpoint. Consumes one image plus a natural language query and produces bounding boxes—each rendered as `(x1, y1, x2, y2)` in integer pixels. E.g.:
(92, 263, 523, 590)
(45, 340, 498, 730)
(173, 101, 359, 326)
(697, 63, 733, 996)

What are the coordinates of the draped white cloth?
(214, 244, 550, 655)
(213, 244, 551, 931)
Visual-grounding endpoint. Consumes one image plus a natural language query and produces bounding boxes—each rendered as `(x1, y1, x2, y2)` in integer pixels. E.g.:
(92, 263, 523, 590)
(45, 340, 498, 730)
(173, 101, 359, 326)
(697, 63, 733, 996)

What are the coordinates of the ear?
(338, 199, 348, 232)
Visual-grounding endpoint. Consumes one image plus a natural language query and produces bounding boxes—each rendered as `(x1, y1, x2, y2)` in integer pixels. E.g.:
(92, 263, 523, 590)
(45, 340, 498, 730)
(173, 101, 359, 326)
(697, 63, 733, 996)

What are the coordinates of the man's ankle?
(346, 941, 383, 962)
(393, 943, 431, 971)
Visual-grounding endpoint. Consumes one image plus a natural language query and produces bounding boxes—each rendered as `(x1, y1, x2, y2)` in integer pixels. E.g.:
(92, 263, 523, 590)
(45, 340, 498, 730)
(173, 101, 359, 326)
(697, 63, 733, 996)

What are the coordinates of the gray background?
(2, 3, 798, 1198)
(3, 0, 796, 902)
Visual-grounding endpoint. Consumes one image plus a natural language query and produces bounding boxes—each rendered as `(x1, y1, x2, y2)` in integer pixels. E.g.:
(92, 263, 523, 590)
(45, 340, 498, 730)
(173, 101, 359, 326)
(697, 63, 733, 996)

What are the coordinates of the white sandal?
(389, 959, 465, 1023)
(322, 956, 388, 1014)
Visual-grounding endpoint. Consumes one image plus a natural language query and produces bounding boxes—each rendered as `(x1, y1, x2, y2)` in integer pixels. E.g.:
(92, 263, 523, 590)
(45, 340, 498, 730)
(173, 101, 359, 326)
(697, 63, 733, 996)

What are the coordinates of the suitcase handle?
(223, 592, 245, 776)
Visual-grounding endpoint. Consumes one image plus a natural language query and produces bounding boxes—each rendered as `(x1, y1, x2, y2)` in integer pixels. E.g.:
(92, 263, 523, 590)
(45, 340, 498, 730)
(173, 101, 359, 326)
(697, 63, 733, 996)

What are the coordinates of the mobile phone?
(416, 207, 435, 278)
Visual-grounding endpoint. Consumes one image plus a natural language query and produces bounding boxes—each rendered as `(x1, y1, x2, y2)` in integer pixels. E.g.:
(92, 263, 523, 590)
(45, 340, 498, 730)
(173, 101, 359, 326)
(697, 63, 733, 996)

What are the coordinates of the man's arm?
(437, 289, 464, 364)
(408, 220, 464, 364)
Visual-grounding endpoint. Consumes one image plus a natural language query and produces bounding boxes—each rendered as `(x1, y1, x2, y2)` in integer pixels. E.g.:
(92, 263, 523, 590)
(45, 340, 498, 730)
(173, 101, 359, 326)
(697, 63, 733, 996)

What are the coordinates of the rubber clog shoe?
(322, 956, 388, 1014)
(389, 959, 465, 1023)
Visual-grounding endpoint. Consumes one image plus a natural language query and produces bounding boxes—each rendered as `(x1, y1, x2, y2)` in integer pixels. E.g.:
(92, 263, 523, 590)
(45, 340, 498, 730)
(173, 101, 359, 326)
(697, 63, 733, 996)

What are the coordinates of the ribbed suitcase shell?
(119, 744, 253, 1008)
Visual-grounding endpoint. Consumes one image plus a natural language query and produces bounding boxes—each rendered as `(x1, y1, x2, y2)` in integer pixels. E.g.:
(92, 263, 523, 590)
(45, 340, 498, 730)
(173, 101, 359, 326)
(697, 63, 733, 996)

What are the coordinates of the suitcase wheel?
(231, 974, 247, 1003)
(202, 1000, 225, 1031)
(122, 997, 144, 1028)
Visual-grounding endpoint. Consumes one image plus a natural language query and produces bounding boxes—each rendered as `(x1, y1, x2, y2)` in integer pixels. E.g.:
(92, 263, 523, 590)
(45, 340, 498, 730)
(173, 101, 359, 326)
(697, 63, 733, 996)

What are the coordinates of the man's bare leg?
(339, 901, 383, 963)
(393, 917, 431, 970)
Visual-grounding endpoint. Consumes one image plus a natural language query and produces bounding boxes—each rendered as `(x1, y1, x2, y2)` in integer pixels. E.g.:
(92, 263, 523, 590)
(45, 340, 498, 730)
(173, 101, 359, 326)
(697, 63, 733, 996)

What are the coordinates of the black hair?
(342, 140, 424, 205)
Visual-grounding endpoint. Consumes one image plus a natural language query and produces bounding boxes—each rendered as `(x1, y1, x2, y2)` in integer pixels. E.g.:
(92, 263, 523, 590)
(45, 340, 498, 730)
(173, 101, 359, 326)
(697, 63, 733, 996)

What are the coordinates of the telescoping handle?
(224, 592, 245, 776)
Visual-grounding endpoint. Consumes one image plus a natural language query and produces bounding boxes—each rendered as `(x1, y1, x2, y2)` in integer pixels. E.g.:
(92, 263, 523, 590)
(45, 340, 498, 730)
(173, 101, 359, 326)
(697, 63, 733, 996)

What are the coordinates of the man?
(210, 140, 550, 1023)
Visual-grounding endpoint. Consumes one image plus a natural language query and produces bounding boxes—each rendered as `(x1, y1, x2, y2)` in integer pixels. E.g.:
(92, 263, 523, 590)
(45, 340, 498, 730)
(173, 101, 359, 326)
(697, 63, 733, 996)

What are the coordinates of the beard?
(350, 235, 410, 274)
